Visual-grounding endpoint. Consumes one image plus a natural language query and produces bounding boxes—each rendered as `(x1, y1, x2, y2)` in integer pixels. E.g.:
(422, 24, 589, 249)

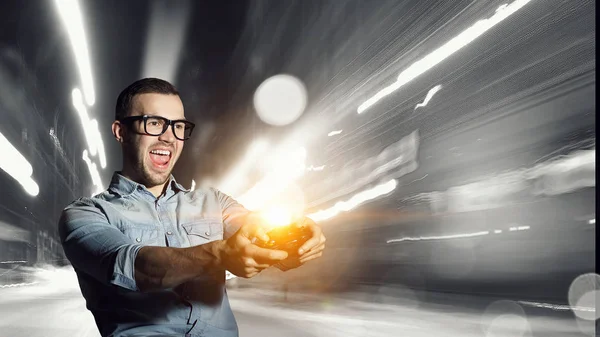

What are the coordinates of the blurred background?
(0, 0, 595, 336)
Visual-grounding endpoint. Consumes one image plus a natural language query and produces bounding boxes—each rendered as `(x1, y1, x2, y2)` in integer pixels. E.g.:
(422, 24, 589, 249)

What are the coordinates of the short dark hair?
(115, 78, 179, 120)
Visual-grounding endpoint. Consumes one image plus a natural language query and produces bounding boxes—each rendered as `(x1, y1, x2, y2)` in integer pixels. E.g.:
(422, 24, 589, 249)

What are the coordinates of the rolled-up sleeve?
(58, 198, 142, 291)
(211, 188, 251, 239)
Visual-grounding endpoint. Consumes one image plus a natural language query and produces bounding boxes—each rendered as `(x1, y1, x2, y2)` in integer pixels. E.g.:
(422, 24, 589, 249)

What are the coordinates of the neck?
(147, 184, 168, 198)
(120, 165, 169, 198)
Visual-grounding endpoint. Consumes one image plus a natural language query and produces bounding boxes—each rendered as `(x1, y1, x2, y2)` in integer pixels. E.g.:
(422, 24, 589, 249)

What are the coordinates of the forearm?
(134, 240, 226, 292)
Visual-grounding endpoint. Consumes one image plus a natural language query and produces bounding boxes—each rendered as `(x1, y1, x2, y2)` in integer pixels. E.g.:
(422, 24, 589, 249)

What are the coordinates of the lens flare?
(260, 206, 294, 228)
(253, 74, 307, 126)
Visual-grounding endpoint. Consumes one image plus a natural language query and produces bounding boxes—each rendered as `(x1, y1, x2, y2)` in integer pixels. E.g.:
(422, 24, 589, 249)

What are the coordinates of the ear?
(112, 120, 124, 143)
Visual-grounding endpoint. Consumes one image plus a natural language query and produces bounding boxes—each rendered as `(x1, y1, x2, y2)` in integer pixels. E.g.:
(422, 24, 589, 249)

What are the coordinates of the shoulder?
(60, 194, 111, 223)
(179, 186, 223, 200)
(63, 196, 98, 211)
(179, 187, 239, 209)
(64, 190, 113, 210)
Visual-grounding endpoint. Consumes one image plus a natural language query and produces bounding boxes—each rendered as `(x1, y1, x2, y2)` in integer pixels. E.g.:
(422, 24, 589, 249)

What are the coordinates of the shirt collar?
(108, 172, 190, 197)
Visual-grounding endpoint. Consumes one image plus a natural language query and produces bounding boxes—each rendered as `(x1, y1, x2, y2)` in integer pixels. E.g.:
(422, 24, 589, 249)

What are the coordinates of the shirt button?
(135, 238, 141, 242)
(205, 231, 210, 236)
(166, 231, 173, 235)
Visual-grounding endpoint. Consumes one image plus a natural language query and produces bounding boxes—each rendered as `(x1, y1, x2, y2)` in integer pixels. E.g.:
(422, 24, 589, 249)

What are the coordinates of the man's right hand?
(217, 223, 288, 278)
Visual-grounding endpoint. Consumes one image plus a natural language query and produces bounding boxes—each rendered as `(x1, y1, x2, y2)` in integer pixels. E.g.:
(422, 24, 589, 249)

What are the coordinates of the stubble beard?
(123, 139, 172, 188)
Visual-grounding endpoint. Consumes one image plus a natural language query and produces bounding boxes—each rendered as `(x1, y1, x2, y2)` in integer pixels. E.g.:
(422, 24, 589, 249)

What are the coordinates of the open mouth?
(148, 149, 172, 169)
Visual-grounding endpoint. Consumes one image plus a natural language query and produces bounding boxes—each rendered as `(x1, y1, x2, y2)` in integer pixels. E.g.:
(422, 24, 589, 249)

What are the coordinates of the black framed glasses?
(120, 115, 195, 141)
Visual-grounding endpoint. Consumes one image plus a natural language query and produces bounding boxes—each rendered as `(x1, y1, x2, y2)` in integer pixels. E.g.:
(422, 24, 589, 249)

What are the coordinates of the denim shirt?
(58, 172, 250, 337)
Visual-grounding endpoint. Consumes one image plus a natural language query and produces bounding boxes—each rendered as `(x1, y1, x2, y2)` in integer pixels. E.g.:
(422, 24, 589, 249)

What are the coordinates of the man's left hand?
(275, 217, 326, 271)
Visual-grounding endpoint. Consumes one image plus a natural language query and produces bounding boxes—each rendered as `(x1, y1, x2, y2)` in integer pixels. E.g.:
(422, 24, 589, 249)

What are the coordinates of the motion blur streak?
(357, 0, 532, 114)
(53, 0, 95, 106)
(0, 220, 29, 243)
(0, 0, 594, 336)
(414, 84, 442, 109)
(307, 165, 325, 172)
(217, 139, 269, 197)
(387, 230, 490, 243)
(142, 0, 191, 82)
(71, 88, 106, 170)
(48, 129, 68, 166)
(308, 179, 397, 222)
(236, 146, 306, 211)
(0, 132, 39, 196)
(56, 0, 107, 197)
(82, 150, 103, 196)
(411, 148, 594, 214)
(306, 130, 419, 209)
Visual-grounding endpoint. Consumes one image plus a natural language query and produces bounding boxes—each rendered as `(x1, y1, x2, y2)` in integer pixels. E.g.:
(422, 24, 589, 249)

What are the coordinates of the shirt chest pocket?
(122, 226, 161, 246)
(182, 219, 224, 246)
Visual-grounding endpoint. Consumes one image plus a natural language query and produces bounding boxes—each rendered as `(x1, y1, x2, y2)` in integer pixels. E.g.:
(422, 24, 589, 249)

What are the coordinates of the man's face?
(120, 93, 185, 188)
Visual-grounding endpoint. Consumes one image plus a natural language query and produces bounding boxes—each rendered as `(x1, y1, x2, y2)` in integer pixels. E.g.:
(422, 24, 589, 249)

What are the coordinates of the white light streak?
(0, 282, 38, 289)
(236, 145, 307, 211)
(0, 132, 39, 196)
(307, 165, 325, 172)
(72, 88, 107, 169)
(387, 230, 489, 244)
(307, 130, 419, 209)
(328, 130, 343, 137)
(519, 301, 593, 312)
(588, 219, 595, 225)
(49, 128, 67, 159)
(191, 179, 196, 191)
(494, 230, 502, 234)
(308, 179, 397, 222)
(217, 139, 269, 196)
(54, 0, 95, 106)
(414, 85, 442, 109)
(82, 150, 104, 196)
(357, 0, 532, 114)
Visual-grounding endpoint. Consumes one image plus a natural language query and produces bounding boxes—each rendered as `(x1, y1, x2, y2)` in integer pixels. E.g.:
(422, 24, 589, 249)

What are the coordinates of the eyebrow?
(144, 113, 188, 121)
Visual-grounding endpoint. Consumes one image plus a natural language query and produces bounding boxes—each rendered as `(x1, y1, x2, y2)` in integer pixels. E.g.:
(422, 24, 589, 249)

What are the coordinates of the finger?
(244, 266, 259, 274)
(237, 221, 256, 237)
(298, 226, 323, 255)
(238, 221, 271, 243)
(305, 233, 326, 252)
(299, 242, 325, 259)
(299, 251, 323, 264)
(246, 245, 288, 263)
(250, 226, 270, 243)
(241, 257, 272, 269)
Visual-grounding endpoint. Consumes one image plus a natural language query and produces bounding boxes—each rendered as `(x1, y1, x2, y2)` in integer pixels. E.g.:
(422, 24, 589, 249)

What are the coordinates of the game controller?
(256, 223, 312, 255)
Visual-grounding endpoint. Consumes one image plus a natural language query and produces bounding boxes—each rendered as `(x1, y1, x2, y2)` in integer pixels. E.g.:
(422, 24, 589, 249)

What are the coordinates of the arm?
(59, 198, 227, 292)
(211, 187, 251, 239)
(59, 198, 286, 292)
(134, 242, 226, 292)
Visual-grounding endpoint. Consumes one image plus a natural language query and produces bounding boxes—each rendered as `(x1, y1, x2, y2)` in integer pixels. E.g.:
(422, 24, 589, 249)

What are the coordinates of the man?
(58, 78, 326, 337)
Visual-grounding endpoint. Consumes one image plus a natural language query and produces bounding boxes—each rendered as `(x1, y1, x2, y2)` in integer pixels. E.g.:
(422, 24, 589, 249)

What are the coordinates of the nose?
(158, 123, 177, 143)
